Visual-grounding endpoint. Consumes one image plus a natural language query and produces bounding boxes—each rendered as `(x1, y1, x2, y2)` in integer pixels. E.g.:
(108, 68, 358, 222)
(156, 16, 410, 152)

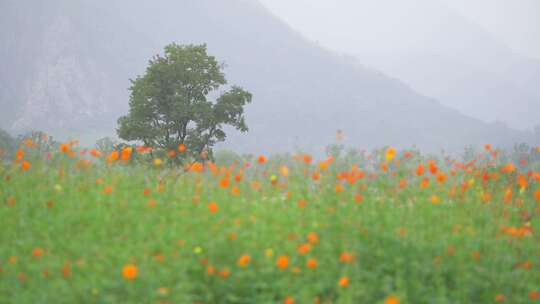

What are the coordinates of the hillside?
(0, 0, 533, 152)
(260, 0, 540, 131)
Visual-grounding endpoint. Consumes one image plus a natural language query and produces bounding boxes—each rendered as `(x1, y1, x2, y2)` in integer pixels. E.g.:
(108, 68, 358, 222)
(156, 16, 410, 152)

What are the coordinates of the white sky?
(258, 0, 540, 59)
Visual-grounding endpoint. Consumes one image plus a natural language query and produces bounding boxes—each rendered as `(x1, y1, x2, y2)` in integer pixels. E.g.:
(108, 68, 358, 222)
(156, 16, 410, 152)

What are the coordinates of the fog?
(259, 0, 540, 59)
(0, 0, 538, 153)
(259, 0, 540, 131)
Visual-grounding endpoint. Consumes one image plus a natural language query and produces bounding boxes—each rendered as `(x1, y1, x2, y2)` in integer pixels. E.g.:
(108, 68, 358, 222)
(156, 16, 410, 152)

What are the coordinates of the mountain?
(259, 0, 540, 131)
(0, 0, 154, 138)
(0, 0, 533, 153)
(440, 0, 540, 60)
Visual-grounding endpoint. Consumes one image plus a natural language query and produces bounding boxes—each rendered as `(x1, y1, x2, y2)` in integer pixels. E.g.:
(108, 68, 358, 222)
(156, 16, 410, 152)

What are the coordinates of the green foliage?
(95, 137, 119, 155)
(1, 145, 539, 303)
(213, 149, 245, 166)
(0, 128, 15, 159)
(117, 43, 252, 163)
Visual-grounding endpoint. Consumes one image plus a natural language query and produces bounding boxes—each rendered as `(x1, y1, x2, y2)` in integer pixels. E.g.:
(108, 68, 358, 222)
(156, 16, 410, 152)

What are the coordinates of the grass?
(0, 143, 539, 303)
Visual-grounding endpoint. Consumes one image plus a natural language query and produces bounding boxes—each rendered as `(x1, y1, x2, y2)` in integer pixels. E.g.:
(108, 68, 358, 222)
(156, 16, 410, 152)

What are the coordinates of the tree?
(117, 43, 252, 162)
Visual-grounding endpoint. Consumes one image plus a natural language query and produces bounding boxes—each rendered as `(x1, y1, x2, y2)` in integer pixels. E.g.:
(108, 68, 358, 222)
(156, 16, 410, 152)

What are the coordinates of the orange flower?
(312, 171, 321, 181)
(32, 247, 43, 257)
(431, 195, 440, 204)
(384, 295, 400, 304)
(428, 160, 438, 174)
(207, 201, 218, 213)
(297, 199, 307, 208)
(420, 177, 430, 189)
(103, 186, 113, 194)
(14, 148, 24, 161)
(190, 162, 204, 172)
(484, 144, 492, 151)
(501, 163, 516, 174)
(480, 192, 492, 203)
(494, 294, 505, 302)
(303, 154, 312, 164)
(297, 243, 311, 255)
(436, 172, 447, 183)
(335, 184, 344, 193)
(136, 146, 152, 153)
(340, 252, 354, 263)
(147, 199, 157, 208)
(284, 296, 295, 304)
(90, 149, 102, 157)
(306, 258, 317, 269)
(338, 276, 349, 287)
(167, 150, 176, 158)
(520, 260, 532, 270)
(276, 255, 289, 269)
(237, 254, 251, 267)
(529, 290, 539, 300)
(121, 147, 132, 161)
(20, 160, 31, 171)
(534, 188, 540, 201)
(234, 172, 243, 182)
(23, 138, 34, 148)
(416, 164, 425, 176)
(517, 174, 528, 190)
(178, 143, 186, 153)
(59, 143, 70, 153)
(218, 268, 230, 278)
(122, 264, 138, 280)
(107, 151, 119, 162)
(6, 196, 16, 208)
(307, 232, 319, 244)
(219, 177, 230, 188)
(257, 155, 266, 164)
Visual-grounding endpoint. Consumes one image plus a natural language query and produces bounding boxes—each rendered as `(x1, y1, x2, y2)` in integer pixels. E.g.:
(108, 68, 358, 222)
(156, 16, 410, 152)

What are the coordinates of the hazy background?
(259, 0, 540, 131)
(0, 0, 538, 153)
(260, 0, 540, 60)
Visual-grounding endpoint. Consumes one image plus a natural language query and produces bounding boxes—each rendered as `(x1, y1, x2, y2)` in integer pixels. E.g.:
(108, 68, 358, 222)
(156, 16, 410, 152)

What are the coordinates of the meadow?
(1, 139, 540, 303)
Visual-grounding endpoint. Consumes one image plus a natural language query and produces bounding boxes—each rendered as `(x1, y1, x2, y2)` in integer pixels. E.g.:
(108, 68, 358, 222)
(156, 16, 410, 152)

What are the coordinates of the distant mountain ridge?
(0, 0, 534, 152)
(258, 0, 540, 131)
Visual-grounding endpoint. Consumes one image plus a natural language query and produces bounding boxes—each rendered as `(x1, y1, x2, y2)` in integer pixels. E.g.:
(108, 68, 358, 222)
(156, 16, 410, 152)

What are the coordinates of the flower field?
(1, 140, 540, 303)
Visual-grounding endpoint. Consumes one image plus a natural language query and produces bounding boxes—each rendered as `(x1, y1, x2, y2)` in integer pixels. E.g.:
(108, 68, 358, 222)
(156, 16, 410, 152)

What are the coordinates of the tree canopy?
(117, 43, 252, 162)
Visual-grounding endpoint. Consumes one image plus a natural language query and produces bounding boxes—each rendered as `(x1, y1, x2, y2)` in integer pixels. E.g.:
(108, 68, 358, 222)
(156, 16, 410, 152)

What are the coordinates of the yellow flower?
(280, 165, 289, 177)
(154, 158, 163, 166)
(386, 147, 396, 161)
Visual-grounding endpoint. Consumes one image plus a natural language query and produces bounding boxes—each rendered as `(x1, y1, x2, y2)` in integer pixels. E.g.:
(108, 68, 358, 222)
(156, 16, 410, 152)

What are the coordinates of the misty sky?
(256, 0, 540, 131)
(258, 0, 540, 60)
